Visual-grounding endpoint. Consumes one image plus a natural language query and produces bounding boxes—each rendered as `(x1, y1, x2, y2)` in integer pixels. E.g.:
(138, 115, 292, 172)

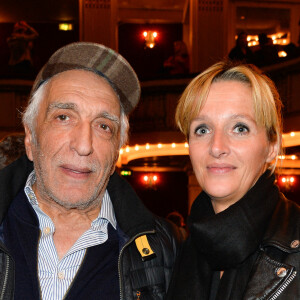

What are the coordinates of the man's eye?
(57, 115, 69, 121)
(99, 123, 111, 132)
(195, 125, 209, 135)
(233, 123, 249, 134)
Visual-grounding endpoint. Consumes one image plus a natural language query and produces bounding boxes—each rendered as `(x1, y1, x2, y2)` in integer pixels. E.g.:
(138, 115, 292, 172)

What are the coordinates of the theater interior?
(0, 0, 299, 218)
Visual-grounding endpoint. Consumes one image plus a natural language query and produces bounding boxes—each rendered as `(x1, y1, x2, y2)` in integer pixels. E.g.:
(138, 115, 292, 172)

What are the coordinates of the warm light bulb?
(290, 132, 295, 137)
(135, 145, 139, 151)
(153, 32, 157, 38)
(146, 143, 150, 149)
(143, 31, 147, 37)
(290, 177, 295, 183)
(59, 23, 73, 31)
(278, 51, 287, 58)
(144, 175, 148, 182)
(153, 175, 158, 181)
(172, 143, 176, 148)
(158, 143, 162, 148)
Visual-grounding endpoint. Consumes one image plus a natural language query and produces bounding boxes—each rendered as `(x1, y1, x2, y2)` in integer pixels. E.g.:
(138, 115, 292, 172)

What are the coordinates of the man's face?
(25, 70, 121, 209)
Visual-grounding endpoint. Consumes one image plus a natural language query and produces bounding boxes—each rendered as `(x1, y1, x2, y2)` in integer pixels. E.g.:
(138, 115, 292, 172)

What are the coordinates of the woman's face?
(188, 80, 277, 213)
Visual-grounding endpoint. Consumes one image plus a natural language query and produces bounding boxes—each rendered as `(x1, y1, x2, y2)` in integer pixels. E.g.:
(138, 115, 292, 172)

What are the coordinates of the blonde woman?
(167, 61, 299, 300)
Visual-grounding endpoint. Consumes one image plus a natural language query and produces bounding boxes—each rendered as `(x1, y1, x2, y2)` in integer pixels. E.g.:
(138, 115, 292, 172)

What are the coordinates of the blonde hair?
(175, 61, 283, 172)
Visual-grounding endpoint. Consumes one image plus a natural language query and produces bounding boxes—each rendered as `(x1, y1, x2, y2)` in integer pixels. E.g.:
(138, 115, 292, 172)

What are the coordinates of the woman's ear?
(266, 141, 278, 163)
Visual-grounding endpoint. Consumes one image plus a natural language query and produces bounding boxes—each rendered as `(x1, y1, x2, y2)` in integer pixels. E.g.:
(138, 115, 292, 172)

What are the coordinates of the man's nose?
(70, 122, 93, 156)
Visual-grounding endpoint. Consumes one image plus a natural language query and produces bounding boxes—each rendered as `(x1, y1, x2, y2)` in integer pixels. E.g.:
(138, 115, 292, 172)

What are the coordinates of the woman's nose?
(209, 130, 230, 158)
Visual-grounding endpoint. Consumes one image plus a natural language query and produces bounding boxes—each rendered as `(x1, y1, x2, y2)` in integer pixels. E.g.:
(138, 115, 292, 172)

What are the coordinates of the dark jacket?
(0, 156, 181, 300)
(167, 172, 300, 300)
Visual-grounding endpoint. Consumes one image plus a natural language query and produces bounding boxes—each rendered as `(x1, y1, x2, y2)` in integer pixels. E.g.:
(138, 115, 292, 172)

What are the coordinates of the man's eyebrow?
(47, 102, 77, 113)
(46, 102, 120, 124)
(100, 111, 120, 125)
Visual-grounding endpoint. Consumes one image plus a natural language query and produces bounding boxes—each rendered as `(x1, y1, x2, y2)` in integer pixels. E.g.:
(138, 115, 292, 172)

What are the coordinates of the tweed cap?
(31, 42, 141, 115)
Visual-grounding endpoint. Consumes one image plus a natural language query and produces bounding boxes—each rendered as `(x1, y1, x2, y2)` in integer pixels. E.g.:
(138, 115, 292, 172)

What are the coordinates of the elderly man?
(0, 42, 180, 300)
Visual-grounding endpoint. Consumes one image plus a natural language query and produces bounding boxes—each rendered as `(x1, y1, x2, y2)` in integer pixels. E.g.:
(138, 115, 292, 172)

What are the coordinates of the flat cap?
(31, 42, 141, 115)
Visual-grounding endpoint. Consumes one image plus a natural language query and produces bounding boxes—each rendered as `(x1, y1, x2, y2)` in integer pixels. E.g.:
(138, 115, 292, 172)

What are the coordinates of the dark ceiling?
(0, 1, 293, 39)
(0, 0, 79, 23)
(0, 0, 187, 24)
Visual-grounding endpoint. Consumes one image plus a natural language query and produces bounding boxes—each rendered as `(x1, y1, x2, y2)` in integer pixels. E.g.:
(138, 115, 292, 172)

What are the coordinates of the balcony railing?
(0, 57, 299, 141)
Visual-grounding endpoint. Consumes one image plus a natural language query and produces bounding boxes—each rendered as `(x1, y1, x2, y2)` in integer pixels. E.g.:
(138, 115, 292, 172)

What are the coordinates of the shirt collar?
(24, 170, 117, 229)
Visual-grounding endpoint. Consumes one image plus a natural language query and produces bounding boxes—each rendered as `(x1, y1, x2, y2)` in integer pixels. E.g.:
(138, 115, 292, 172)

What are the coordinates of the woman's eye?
(195, 125, 210, 135)
(233, 123, 249, 134)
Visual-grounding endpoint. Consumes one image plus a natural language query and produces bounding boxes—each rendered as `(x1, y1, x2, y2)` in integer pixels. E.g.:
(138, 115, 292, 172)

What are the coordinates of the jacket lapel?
(243, 251, 296, 299)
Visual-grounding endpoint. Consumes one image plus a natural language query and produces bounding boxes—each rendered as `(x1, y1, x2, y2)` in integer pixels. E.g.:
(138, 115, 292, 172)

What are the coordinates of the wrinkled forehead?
(38, 69, 122, 116)
(49, 69, 119, 97)
(48, 69, 118, 99)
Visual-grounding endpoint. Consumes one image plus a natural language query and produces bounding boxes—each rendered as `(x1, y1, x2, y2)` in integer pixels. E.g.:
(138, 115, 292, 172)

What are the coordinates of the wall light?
(59, 23, 73, 31)
(143, 30, 158, 48)
(142, 174, 159, 189)
(278, 175, 296, 192)
(278, 51, 287, 58)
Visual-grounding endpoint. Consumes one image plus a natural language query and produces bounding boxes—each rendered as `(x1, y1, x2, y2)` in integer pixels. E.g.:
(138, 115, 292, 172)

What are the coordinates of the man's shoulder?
(0, 155, 33, 181)
(153, 215, 185, 247)
(0, 155, 33, 222)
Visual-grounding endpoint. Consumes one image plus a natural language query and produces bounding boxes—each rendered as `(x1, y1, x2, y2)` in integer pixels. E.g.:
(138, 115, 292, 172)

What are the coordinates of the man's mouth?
(60, 164, 93, 177)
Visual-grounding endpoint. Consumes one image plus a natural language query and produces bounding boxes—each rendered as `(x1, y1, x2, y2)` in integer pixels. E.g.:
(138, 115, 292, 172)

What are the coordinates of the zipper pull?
(136, 291, 141, 300)
(135, 235, 156, 261)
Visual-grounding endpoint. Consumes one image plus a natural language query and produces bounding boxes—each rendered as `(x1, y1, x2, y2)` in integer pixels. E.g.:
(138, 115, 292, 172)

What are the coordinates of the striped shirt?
(24, 171, 117, 300)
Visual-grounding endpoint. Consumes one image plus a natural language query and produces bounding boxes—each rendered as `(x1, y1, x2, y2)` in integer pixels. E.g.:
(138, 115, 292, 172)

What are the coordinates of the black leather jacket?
(243, 194, 300, 299)
(0, 156, 181, 300)
(167, 176, 299, 300)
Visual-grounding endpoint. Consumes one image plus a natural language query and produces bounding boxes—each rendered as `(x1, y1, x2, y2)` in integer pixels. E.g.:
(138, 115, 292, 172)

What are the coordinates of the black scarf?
(189, 170, 279, 271)
(167, 170, 280, 300)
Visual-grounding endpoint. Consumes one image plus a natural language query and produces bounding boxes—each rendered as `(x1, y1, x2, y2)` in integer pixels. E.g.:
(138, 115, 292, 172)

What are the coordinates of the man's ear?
(110, 152, 120, 175)
(24, 125, 34, 162)
(110, 165, 116, 175)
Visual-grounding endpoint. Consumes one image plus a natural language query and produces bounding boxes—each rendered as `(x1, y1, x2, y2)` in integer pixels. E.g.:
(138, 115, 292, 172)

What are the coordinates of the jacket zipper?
(0, 255, 10, 300)
(118, 230, 155, 300)
(136, 291, 141, 300)
(269, 270, 297, 300)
